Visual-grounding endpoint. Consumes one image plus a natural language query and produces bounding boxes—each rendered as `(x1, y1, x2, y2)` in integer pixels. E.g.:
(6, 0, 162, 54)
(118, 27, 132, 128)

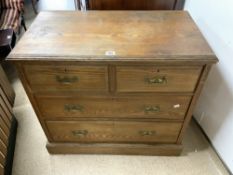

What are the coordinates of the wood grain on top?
(7, 11, 217, 62)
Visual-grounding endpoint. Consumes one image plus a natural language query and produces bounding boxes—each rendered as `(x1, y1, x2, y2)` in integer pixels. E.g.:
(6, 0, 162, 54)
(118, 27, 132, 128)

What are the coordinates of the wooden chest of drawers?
(7, 11, 218, 155)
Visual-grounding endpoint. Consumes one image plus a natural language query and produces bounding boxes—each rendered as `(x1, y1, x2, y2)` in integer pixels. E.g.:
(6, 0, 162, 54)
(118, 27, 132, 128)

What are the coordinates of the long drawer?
(116, 66, 202, 92)
(23, 65, 108, 92)
(46, 120, 182, 143)
(36, 95, 191, 120)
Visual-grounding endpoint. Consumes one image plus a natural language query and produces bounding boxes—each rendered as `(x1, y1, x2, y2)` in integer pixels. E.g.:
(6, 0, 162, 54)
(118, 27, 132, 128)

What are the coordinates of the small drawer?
(46, 120, 182, 143)
(23, 65, 108, 92)
(36, 95, 191, 120)
(116, 66, 202, 92)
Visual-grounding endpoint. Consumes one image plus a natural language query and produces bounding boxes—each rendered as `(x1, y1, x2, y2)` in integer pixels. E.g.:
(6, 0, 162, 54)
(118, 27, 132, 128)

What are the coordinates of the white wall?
(185, 0, 233, 173)
(37, 0, 75, 11)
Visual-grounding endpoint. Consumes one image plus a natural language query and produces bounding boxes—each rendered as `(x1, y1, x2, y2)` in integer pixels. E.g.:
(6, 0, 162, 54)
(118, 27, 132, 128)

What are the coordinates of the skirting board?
(193, 118, 232, 175)
(47, 142, 183, 156)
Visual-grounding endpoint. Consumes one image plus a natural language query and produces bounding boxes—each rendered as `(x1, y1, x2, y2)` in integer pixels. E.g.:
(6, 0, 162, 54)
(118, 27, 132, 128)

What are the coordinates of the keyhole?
(64, 68, 67, 73)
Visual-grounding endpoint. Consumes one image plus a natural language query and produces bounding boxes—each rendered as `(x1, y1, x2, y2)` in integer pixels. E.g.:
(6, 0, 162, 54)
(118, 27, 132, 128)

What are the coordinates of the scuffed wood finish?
(8, 11, 216, 63)
(46, 120, 182, 143)
(116, 66, 202, 92)
(23, 65, 108, 92)
(14, 63, 53, 142)
(7, 11, 218, 155)
(36, 95, 191, 120)
(47, 143, 183, 155)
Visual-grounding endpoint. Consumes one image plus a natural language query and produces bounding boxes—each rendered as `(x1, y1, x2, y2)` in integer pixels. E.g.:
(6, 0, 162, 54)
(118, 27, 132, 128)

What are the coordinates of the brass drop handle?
(145, 76, 167, 84)
(64, 104, 83, 112)
(72, 130, 88, 137)
(144, 106, 160, 113)
(139, 130, 156, 136)
(56, 75, 78, 84)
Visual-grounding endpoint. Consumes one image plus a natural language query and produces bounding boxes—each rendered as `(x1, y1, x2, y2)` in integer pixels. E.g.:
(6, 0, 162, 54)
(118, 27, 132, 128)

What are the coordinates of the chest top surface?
(7, 11, 217, 62)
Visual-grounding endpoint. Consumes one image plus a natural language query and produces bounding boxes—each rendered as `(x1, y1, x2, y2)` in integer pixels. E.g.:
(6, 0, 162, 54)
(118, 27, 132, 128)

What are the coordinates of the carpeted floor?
(3, 1, 230, 174)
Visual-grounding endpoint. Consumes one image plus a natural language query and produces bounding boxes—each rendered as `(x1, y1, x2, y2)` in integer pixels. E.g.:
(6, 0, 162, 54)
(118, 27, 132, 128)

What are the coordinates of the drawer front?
(46, 120, 182, 143)
(36, 96, 191, 119)
(37, 95, 191, 120)
(116, 66, 202, 92)
(23, 65, 108, 92)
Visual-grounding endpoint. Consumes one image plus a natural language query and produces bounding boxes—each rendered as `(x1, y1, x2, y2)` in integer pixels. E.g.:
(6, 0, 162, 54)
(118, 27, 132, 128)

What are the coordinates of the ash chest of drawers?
(7, 11, 218, 155)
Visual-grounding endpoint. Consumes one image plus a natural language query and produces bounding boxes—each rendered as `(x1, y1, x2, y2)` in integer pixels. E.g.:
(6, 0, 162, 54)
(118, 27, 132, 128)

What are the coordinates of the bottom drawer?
(46, 120, 182, 143)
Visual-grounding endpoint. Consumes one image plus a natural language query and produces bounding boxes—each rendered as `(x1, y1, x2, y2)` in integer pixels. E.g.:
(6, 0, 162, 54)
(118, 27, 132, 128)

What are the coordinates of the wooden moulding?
(47, 142, 183, 156)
